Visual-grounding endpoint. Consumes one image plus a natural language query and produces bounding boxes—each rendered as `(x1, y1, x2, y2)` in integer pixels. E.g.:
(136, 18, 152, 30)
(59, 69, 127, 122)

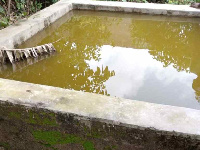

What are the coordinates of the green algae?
(8, 110, 57, 126)
(9, 112, 21, 119)
(42, 118, 57, 126)
(83, 141, 95, 150)
(32, 130, 95, 150)
(33, 131, 63, 145)
(0, 142, 10, 150)
(26, 110, 57, 126)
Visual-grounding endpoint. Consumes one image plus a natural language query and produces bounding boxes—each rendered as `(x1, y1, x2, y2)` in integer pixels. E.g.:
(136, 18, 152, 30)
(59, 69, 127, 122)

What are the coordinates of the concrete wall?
(0, 0, 73, 49)
(1, 101, 200, 150)
(73, 1, 200, 17)
(0, 0, 200, 149)
(0, 79, 200, 149)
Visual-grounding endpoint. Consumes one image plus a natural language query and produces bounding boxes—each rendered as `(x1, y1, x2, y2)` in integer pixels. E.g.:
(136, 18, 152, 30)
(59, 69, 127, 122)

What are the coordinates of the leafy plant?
(166, 0, 195, 4)
(0, 4, 9, 28)
(0, 5, 5, 16)
(30, 1, 42, 13)
(0, 17, 9, 27)
(0, 0, 59, 29)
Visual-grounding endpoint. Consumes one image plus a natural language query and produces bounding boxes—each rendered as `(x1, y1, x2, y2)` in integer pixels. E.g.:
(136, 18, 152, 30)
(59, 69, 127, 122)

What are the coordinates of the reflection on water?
(0, 55, 55, 78)
(129, 17, 200, 105)
(0, 10, 200, 109)
(88, 46, 198, 109)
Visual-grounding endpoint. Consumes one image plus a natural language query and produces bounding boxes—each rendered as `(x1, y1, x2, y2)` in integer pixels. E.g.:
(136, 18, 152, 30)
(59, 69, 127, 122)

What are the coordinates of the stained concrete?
(0, 0, 200, 149)
(1, 101, 200, 150)
(0, 78, 200, 137)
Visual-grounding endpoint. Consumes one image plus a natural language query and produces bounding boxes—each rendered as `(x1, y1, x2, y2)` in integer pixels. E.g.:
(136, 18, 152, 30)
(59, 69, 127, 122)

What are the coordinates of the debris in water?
(0, 43, 56, 64)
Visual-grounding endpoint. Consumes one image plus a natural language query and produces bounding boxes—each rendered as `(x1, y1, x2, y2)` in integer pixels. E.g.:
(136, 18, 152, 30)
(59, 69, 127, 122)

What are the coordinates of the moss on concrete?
(32, 130, 95, 150)
(1, 101, 200, 150)
(0, 142, 10, 149)
(9, 112, 21, 119)
(82, 141, 95, 150)
(8, 109, 58, 127)
(27, 110, 57, 126)
(0, 142, 10, 150)
(27, 111, 57, 126)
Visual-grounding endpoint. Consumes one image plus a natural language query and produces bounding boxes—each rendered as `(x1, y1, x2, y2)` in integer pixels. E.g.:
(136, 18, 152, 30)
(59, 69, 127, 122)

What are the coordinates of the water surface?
(1, 10, 200, 109)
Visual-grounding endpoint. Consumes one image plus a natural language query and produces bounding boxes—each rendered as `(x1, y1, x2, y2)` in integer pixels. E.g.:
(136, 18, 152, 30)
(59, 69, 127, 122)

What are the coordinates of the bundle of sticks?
(0, 43, 56, 64)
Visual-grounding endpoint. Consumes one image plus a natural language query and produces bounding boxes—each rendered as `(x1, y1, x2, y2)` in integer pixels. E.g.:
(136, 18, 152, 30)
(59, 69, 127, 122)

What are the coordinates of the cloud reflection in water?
(87, 45, 199, 109)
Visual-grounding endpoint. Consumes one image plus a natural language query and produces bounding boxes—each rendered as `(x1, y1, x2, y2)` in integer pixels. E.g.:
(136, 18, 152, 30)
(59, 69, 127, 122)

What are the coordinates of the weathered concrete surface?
(0, 78, 200, 137)
(0, 1, 200, 149)
(1, 101, 200, 150)
(73, 1, 200, 17)
(0, 0, 73, 49)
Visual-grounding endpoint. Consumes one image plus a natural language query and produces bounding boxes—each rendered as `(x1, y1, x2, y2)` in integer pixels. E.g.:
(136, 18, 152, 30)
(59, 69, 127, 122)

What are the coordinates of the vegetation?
(0, 0, 59, 29)
(32, 130, 95, 150)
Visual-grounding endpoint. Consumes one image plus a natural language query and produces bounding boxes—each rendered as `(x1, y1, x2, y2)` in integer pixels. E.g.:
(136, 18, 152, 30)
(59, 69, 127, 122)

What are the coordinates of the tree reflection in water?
(130, 19, 200, 102)
(0, 12, 200, 105)
(0, 15, 116, 96)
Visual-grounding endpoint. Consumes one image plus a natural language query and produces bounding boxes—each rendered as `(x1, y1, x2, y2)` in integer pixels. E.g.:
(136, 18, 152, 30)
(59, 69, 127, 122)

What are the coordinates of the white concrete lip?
(0, 0, 200, 137)
(73, 0, 200, 17)
(0, 78, 200, 137)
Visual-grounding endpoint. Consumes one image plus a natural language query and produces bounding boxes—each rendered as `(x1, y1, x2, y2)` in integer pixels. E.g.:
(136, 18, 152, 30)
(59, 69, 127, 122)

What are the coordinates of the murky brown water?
(1, 10, 200, 109)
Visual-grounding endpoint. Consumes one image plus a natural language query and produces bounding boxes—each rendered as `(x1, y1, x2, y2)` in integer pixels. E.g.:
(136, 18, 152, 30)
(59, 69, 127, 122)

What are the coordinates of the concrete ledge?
(72, 1, 200, 17)
(0, 0, 73, 49)
(0, 78, 200, 137)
